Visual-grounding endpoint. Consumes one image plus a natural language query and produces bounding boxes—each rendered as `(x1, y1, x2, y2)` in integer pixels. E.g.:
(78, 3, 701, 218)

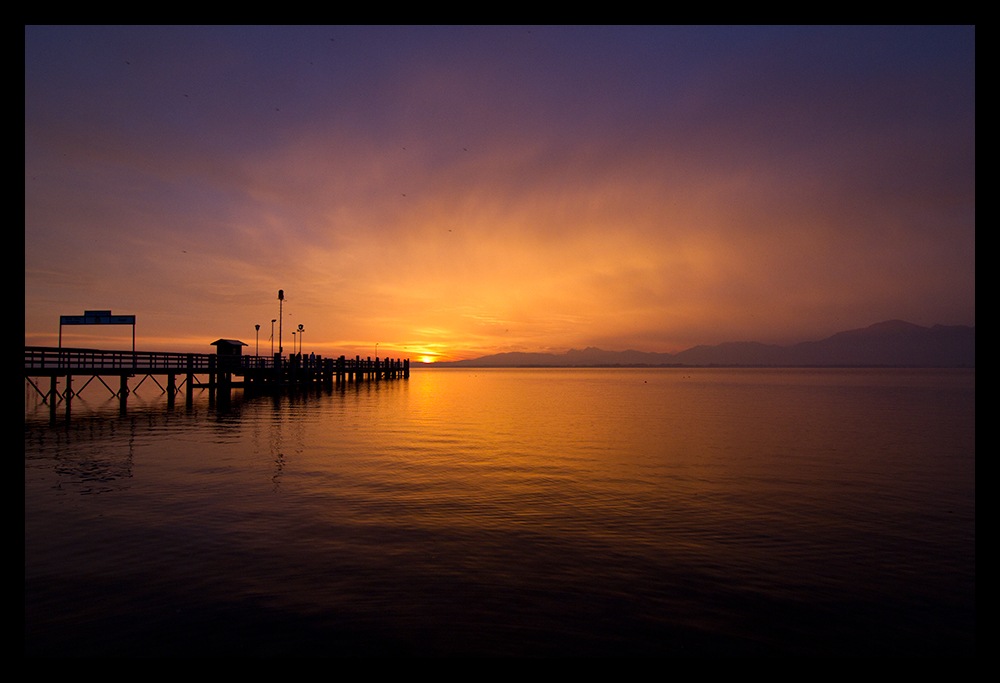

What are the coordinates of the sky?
(25, 26, 975, 362)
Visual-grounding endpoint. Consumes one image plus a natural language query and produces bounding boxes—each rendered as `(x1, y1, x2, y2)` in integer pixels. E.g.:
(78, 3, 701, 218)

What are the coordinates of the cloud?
(25, 27, 975, 357)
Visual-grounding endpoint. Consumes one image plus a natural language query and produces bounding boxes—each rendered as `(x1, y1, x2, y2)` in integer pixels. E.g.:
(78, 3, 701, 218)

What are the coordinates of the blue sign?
(60, 312, 136, 325)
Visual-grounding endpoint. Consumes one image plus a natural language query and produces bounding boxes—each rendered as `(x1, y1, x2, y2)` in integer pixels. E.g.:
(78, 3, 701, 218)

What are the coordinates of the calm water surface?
(25, 368, 975, 656)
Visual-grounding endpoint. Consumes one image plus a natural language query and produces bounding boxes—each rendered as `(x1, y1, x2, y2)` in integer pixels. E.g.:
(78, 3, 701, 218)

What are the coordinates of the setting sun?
(24, 27, 973, 359)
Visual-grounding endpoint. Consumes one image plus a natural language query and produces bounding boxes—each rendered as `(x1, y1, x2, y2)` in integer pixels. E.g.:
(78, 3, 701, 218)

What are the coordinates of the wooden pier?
(24, 346, 409, 417)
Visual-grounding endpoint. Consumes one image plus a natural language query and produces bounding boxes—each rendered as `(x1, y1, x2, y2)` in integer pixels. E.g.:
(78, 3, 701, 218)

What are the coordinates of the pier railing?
(25, 346, 215, 372)
(25, 346, 407, 381)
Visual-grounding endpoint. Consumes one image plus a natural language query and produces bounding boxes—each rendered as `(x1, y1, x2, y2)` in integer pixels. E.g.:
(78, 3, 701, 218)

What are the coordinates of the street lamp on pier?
(278, 290, 284, 356)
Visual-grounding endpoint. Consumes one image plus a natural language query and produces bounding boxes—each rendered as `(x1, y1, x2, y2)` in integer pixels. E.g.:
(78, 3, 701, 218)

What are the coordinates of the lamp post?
(277, 290, 284, 356)
(298, 324, 304, 356)
(255, 324, 260, 357)
(270, 319, 276, 355)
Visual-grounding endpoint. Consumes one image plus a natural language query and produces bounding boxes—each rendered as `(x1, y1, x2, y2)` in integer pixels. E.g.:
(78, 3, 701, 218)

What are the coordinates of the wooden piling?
(119, 374, 128, 414)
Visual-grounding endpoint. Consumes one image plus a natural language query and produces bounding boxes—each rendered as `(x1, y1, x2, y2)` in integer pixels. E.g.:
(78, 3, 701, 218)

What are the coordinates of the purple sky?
(25, 26, 975, 360)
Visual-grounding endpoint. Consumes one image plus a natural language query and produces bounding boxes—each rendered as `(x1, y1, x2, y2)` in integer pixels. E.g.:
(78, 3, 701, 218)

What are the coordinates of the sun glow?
(23, 27, 976, 360)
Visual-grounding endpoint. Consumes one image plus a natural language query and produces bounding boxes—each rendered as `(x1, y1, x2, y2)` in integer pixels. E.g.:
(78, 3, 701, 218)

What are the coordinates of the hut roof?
(210, 339, 248, 348)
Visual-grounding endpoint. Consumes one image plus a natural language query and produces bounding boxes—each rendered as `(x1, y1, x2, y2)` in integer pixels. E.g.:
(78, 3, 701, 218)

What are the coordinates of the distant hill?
(430, 320, 975, 368)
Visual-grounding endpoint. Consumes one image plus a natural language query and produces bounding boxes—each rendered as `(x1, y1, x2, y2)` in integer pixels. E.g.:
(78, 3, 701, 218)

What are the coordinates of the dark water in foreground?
(25, 368, 975, 656)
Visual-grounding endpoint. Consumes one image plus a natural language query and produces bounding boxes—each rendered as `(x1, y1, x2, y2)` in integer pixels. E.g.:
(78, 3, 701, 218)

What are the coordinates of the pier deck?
(25, 346, 409, 416)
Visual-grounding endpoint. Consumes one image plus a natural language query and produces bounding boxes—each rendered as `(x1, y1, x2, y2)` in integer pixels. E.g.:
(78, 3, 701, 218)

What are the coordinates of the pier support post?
(119, 374, 128, 414)
(48, 376, 57, 421)
(64, 376, 73, 419)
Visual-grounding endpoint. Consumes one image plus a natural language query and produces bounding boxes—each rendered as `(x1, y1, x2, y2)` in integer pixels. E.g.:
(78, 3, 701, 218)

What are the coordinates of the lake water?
(25, 367, 975, 656)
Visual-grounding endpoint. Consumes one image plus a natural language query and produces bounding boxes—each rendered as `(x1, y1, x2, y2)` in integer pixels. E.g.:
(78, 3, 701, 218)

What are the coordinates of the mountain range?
(431, 320, 975, 368)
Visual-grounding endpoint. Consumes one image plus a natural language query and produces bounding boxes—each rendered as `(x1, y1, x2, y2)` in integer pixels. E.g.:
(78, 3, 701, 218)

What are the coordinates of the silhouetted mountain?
(431, 321, 974, 367)
(781, 320, 975, 366)
(673, 341, 786, 366)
